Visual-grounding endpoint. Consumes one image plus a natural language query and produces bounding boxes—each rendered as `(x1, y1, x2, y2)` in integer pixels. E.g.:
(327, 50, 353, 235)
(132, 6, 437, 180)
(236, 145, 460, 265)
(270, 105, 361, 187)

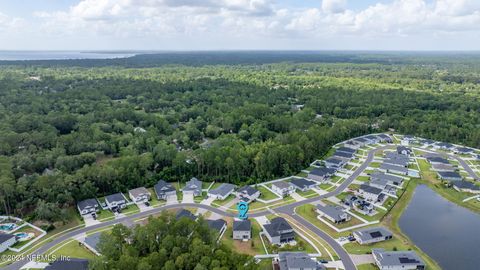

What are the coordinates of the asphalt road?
(449, 155, 479, 180)
(0, 144, 404, 270)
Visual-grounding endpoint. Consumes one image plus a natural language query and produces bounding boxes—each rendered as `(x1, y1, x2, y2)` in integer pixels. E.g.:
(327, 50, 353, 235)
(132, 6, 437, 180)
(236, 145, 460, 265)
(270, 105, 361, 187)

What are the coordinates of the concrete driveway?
(137, 203, 153, 212)
(83, 214, 100, 227)
(166, 194, 178, 205)
(182, 193, 194, 203)
(291, 192, 305, 202)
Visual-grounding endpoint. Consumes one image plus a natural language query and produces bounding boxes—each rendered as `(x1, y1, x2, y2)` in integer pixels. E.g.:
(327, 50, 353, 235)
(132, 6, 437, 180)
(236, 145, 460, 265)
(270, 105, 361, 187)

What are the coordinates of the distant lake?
(399, 185, 480, 270)
(0, 51, 135, 61)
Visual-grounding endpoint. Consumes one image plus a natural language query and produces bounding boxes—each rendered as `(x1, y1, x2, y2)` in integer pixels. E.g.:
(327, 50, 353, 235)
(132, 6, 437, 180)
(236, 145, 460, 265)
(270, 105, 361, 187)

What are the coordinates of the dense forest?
(89, 213, 256, 270)
(0, 52, 480, 226)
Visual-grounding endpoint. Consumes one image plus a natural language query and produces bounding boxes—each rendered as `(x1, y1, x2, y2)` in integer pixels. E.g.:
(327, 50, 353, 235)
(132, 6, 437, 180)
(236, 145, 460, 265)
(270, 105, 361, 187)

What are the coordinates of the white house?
(128, 187, 151, 204)
(77, 198, 99, 216)
(105, 193, 127, 211)
(271, 181, 295, 197)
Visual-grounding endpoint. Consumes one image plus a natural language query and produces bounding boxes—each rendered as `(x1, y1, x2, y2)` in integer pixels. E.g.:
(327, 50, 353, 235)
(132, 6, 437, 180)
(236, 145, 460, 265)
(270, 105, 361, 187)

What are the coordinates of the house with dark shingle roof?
(236, 185, 261, 203)
(154, 180, 176, 200)
(105, 193, 127, 211)
(233, 220, 251, 240)
(377, 134, 393, 143)
(455, 147, 474, 155)
(333, 150, 354, 160)
(263, 217, 295, 245)
(336, 147, 356, 154)
(324, 157, 346, 169)
(0, 233, 16, 253)
(452, 181, 480, 194)
(307, 167, 336, 182)
(182, 177, 202, 197)
(290, 178, 318, 192)
(176, 209, 197, 221)
(433, 142, 454, 150)
(359, 184, 383, 201)
(379, 163, 408, 175)
(372, 249, 425, 270)
(207, 219, 227, 237)
(370, 172, 404, 186)
(397, 146, 412, 156)
(431, 163, 455, 172)
(437, 171, 462, 182)
(353, 227, 393, 245)
(208, 183, 235, 200)
(77, 198, 99, 216)
(426, 156, 450, 165)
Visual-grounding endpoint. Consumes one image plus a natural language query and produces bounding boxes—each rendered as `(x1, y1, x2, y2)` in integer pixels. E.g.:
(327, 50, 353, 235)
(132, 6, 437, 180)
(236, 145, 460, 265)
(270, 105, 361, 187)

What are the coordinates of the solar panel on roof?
(399, 257, 420, 264)
(369, 231, 383, 238)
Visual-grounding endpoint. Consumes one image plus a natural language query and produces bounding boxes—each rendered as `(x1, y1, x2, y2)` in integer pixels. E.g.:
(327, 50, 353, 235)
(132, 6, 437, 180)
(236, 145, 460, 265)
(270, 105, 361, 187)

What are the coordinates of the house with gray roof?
(236, 185, 261, 203)
(176, 209, 197, 221)
(324, 157, 346, 169)
(233, 220, 251, 240)
(379, 163, 408, 175)
(437, 171, 462, 182)
(128, 187, 151, 204)
(372, 249, 425, 270)
(207, 219, 227, 236)
(208, 183, 235, 200)
(370, 172, 404, 186)
(364, 135, 380, 143)
(105, 193, 127, 211)
(383, 158, 409, 167)
(353, 227, 393, 245)
(397, 146, 412, 156)
(45, 259, 89, 270)
(452, 181, 480, 194)
(263, 217, 295, 245)
(276, 252, 324, 270)
(426, 156, 450, 165)
(333, 151, 354, 160)
(370, 179, 390, 190)
(0, 233, 16, 253)
(83, 232, 101, 255)
(431, 163, 455, 172)
(433, 142, 454, 150)
(308, 167, 336, 182)
(316, 205, 350, 224)
(154, 180, 176, 200)
(377, 134, 393, 143)
(336, 147, 356, 154)
(344, 140, 361, 149)
(77, 198, 99, 216)
(182, 177, 202, 197)
(359, 184, 383, 201)
(290, 178, 318, 192)
(455, 147, 474, 155)
(272, 181, 295, 197)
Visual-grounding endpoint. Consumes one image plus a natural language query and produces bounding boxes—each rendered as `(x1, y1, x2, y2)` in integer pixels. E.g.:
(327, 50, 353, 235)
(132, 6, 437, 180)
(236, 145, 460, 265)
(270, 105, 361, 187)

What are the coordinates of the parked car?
(144, 201, 150, 206)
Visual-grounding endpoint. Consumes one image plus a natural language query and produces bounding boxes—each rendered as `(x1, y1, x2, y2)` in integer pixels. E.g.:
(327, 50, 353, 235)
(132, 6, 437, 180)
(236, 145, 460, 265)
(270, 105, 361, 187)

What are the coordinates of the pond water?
(399, 185, 480, 270)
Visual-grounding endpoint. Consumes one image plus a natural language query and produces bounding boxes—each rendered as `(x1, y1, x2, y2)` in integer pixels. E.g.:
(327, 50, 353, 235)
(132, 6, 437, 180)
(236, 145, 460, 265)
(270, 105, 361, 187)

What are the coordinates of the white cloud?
(2, 0, 480, 50)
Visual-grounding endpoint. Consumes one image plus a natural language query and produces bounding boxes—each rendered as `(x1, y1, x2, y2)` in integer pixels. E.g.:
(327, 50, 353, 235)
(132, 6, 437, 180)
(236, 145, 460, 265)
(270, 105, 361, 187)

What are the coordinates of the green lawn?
(96, 209, 114, 221)
(50, 240, 97, 260)
(147, 188, 166, 207)
(295, 204, 350, 238)
(296, 189, 318, 198)
(296, 172, 308, 177)
(257, 185, 280, 200)
(202, 182, 213, 189)
(344, 237, 409, 255)
(356, 176, 370, 182)
(369, 162, 381, 168)
(221, 218, 265, 256)
(319, 183, 334, 191)
(212, 194, 236, 207)
(262, 235, 317, 254)
(357, 263, 378, 270)
(123, 204, 140, 216)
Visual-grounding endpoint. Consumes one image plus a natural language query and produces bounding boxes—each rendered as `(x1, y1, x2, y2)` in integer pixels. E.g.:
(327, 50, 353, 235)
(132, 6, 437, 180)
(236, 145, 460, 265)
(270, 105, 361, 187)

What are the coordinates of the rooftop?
(45, 259, 89, 270)
(290, 178, 317, 189)
(207, 219, 227, 232)
(278, 252, 318, 270)
(360, 184, 383, 195)
(208, 183, 235, 196)
(105, 193, 125, 203)
(373, 249, 424, 267)
(354, 227, 393, 242)
(272, 181, 292, 190)
(77, 198, 98, 210)
(309, 167, 336, 177)
(316, 205, 347, 221)
(452, 181, 480, 190)
(154, 180, 176, 194)
(233, 219, 251, 231)
(129, 187, 150, 198)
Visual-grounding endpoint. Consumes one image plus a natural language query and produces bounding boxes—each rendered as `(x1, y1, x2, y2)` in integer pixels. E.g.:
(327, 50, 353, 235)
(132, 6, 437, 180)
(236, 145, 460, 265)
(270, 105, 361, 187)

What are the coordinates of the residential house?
(333, 151, 354, 160)
(383, 158, 409, 168)
(419, 139, 434, 146)
(0, 233, 16, 253)
(370, 172, 404, 186)
(307, 167, 336, 182)
(176, 209, 197, 221)
(324, 157, 346, 169)
(128, 187, 151, 204)
(289, 178, 318, 192)
(45, 259, 89, 270)
(263, 217, 295, 245)
(336, 147, 356, 155)
(233, 220, 251, 240)
(401, 135, 415, 145)
(105, 193, 127, 211)
(353, 199, 375, 215)
(154, 180, 176, 200)
(433, 142, 454, 150)
(372, 249, 425, 270)
(271, 181, 295, 197)
(316, 205, 351, 224)
(364, 135, 381, 144)
(452, 181, 480, 194)
(207, 219, 227, 236)
(455, 147, 474, 155)
(353, 137, 369, 146)
(431, 163, 455, 172)
(182, 177, 202, 197)
(426, 156, 450, 165)
(344, 140, 361, 149)
(77, 198, 99, 216)
(236, 185, 261, 203)
(377, 134, 393, 143)
(359, 184, 383, 201)
(370, 178, 390, 190)
(342, 195, 359, 209)
(208, 183, 235, 200)
(276, 252, 323, 270)
(397, 146, 412, 156)
(353, 227, 393, 245)
(379, 163, 409, 175)
(437, 171, 462, 182)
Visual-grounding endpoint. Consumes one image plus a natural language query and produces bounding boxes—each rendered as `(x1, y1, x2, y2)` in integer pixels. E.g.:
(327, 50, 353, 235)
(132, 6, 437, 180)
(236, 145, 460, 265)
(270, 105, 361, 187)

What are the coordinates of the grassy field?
(221, 218, 265, 255)
(319, 183, 334, 191)
(297, 189, 318, 198)
(212, 194, 236, 207)
(356, 176, 370, 182)
(257, 185, 280, 200)
(357, 263, 378, 270)
(50, 240, 97, 260)
(96, 209, 114, 221)
(295, 204, 350, 238)
(369, 162, 381, 168)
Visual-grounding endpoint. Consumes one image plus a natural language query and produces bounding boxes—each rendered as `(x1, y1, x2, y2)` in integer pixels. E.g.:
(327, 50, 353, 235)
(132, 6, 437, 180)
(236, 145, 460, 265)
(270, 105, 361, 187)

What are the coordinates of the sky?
(0, 0, 479, 51)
